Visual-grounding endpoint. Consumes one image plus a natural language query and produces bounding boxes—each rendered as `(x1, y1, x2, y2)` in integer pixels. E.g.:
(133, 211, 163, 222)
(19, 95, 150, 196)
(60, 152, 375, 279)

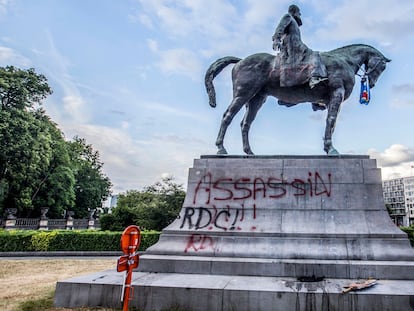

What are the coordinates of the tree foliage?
(0, 66, 52, 110)
(100, 177, 185, 231)
(67, 137, 112, 218)
(30, 113, 76, 218)
(0, 66, 111, 218)
(0, 108, 74, 216)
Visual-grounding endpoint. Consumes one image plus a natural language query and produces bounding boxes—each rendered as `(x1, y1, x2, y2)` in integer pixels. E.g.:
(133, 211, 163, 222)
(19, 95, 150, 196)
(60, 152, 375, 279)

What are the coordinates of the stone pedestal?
(5, 219, 16, 230)
(5, 208, 17, 230)
(54, 155, 414, 310)
(38, 219, 48, 230)
(141, 155, 414, 278)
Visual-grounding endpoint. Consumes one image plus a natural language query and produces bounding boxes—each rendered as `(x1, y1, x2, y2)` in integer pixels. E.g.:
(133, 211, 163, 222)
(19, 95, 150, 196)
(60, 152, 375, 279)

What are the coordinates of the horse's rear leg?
(240, 93, 267, 155)
(216, 97, 245, 154)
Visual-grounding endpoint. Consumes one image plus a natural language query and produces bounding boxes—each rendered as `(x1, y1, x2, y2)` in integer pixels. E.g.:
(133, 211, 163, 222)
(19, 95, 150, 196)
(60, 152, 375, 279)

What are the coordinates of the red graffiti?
(192, 172, 332, 204)
(180, 204, 254, 232)
(184, 234, 214, 253)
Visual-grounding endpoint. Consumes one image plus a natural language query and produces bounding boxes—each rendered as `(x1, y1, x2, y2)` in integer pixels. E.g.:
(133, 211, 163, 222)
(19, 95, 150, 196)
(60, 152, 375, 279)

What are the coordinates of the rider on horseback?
(272, 5, 328, 94)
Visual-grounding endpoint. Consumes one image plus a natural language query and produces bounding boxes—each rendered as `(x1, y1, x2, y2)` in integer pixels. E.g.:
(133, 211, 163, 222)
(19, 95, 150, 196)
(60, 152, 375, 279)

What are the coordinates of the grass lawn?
(0, 258, 117, 311)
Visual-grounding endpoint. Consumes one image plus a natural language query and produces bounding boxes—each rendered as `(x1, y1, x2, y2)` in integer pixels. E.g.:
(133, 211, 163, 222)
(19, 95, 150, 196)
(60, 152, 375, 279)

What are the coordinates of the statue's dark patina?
(272, 4, 327, 89)
(206, 45, 390, 155)
(205, 8, 390, 155)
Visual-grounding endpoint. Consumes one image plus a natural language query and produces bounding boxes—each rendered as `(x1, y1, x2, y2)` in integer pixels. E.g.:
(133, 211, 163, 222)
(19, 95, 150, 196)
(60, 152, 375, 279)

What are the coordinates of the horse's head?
(366, 55, 391, 88)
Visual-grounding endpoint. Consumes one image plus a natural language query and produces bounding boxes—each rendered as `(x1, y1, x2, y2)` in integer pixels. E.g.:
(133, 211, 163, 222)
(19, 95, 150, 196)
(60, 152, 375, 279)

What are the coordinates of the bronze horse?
(205, 44, 390, 155)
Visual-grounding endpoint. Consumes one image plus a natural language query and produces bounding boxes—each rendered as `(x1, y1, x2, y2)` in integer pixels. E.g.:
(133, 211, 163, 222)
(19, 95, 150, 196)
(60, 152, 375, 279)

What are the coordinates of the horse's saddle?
(278, 61, 314, 87)
(275, 51, 327, 88)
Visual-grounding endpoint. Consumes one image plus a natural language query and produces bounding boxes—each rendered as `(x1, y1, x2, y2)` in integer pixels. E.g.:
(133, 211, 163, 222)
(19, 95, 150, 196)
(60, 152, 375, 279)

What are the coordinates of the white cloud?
(37, 31, 93, 125)
(60, 123, 201, 193)
(138, 1, 278, 78)
(393, 84, 414, 94)
(379, 164, 414, 181)
(147, 39, 158, 52)
(121, 121, 130, 129)
(368, 144, 414, 179)
(156, 48, 202, 80)
(62, 95, 90, 123)
(0, 0, 13, 17)
(244, 0, 289, 28)
(67, 125, 147, 192)
(129, 11, 153, 29)
(137, 1, 292, 78)
(390, 83, 414, 108)
(139, 100, 202, 120)
(369, 144, 414, 166)
(0, 46, 31, 67)
(147, 38, 203, 80)
(138, 0, 238, 39)
(315, 1, 414, 45)
(391, 97, 414, 108)
(139, 14, 153, 28)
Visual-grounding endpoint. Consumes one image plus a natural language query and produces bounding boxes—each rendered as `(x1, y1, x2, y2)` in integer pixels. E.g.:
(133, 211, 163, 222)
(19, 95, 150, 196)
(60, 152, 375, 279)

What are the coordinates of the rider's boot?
(312, 103, 327, 111)
(309, 76, 328, 89)
(277, 99, 297, 107)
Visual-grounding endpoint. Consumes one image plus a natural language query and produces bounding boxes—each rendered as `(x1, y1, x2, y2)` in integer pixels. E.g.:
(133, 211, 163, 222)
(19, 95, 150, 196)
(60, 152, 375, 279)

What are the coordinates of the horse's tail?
(205, 56, 241, 107)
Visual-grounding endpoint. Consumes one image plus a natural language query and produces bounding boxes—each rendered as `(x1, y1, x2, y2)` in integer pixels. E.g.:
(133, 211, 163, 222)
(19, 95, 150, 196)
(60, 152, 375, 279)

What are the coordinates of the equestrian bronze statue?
(205, 5, 390, 155)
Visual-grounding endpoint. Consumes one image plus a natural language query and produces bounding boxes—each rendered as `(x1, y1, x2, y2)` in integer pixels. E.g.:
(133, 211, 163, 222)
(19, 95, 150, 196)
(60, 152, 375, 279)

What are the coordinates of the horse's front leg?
(324, 88, 344, 155)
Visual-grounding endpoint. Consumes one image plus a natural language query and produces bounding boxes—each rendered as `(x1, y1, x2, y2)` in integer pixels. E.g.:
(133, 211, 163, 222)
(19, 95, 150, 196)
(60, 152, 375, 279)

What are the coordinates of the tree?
(1, 108, 51, 215)
(0, 66, 55, 216)
(100, 177, 185, 231)
(30, 112, 76, 218)
(142, 177, 186, 228)
(67, 137, 112, 218)
(0, 107, 76, 217)
(0, 66, 111, 218)
(0, 66, 52, 110)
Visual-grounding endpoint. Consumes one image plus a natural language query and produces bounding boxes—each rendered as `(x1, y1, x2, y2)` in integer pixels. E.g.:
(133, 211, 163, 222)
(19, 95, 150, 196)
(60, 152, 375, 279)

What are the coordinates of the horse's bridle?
(365, 58, 386, 75)
(357, 58, 384, 77)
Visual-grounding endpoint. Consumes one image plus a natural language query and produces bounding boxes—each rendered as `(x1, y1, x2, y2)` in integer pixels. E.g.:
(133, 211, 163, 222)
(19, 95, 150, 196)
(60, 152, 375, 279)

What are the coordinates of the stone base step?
(138, 254, 414, 280)
(54, 270, 414, 311)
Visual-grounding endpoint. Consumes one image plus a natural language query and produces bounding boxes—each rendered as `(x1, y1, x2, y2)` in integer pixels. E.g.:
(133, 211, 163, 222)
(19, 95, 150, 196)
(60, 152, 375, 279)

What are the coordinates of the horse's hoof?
(217, 147, 228, 155)
(244, 149, 255, 155)
(327, 148, 339, 156)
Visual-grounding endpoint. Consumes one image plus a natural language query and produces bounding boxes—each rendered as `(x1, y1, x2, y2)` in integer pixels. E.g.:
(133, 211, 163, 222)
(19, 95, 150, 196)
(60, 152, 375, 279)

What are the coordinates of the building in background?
(110, 194, 119, 209)
(102, 194, 119, 213)
(383, 176, 414, 226)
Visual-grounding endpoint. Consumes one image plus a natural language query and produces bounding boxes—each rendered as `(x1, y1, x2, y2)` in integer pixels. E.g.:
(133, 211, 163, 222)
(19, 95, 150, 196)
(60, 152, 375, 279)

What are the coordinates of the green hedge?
(401, 225, 414, 247)
(0, 230, 160, 252)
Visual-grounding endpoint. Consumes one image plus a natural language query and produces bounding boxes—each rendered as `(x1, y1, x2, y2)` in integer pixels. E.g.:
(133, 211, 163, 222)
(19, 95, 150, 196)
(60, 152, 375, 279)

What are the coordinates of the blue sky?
(1, 0, 414, 194)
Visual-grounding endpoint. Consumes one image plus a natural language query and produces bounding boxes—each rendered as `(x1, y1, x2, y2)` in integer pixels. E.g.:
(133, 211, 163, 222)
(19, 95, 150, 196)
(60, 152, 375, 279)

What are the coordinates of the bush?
(99, 213, 126, 231)
(138, 230, 160, 250)
(47, 230, 122, 251)
(401, 225, 414, 247)
(101, 178, 185, 231)
(0, 229, 35, 251)
(31, 231, 58, 251)
(0, 229, 160, 252)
